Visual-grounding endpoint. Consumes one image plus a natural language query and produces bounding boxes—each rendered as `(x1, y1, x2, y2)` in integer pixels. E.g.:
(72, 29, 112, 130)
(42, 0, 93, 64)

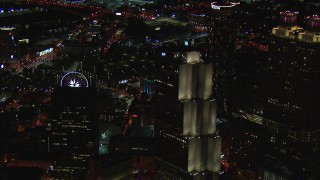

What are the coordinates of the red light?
(132, 114, 138, 118)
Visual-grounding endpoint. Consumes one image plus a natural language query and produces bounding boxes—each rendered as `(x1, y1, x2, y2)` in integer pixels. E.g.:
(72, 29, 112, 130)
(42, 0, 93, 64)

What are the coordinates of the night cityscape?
(0, 0, 320, 179)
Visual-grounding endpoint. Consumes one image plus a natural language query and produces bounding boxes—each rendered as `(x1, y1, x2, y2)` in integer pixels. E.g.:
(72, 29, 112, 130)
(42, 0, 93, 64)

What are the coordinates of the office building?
(209, 2, 239, 115)
(261, 11, 320, 179)
(50, 72, 97, 179)
(156, 51, 221, 179)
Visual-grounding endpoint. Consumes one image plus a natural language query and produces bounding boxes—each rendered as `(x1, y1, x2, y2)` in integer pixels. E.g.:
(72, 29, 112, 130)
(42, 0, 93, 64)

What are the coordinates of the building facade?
(261, 11, 320, 179)
(209, 2, 238, 115)
(156, 51, 221, 180)
(50, 72, 97, 179)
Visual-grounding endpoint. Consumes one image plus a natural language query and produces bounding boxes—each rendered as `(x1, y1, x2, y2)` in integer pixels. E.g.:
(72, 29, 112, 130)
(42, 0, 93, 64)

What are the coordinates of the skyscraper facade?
(209, 2, 238, 115)
(261, 11, 320, 179)
(156, 51, 221, 180)
(179, 51, 221, 178)
(50, 72, 97, 179)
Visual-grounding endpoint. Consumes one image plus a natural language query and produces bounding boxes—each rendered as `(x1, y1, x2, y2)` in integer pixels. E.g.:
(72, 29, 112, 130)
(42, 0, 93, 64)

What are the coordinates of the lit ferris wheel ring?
(60, 72, 89, 88)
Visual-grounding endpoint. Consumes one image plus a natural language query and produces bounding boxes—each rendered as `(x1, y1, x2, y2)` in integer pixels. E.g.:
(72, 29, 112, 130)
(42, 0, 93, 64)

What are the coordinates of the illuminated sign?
(68, 79, 81, 87)
(60, 72, 89, 88)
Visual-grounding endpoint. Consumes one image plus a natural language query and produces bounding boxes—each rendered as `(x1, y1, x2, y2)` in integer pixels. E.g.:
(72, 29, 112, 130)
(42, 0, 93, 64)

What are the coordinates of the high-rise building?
(209, 2, 239, 115)
(156, 51, 221, 180)
(50, 72, 97, 179)
(225, 18, 267, 179)
(261, 11, 320, 179)
(179, 51, 221, 177)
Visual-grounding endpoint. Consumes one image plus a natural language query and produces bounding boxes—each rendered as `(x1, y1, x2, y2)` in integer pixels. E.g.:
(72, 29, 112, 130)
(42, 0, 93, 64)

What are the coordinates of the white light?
(68, 79, 80, 87)
(119, 80, 128, 84)
(60, 72, 89, 87)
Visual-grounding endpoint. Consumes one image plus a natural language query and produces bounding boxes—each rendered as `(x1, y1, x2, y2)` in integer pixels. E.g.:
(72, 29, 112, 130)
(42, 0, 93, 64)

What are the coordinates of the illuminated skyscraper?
(156, 51, 221, 179)
(179, 51, 220, 178)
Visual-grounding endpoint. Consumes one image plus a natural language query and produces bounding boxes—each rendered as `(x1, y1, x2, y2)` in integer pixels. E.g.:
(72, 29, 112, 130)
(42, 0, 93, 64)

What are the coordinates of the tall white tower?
(179, 51, 221, 179)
